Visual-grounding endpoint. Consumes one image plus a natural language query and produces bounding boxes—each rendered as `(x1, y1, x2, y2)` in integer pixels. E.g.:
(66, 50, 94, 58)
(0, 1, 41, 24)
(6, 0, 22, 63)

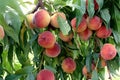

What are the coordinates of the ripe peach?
(78, 28, 92, 41)
(37, 69, 55, 80)
(96, 26, 112, 38)
(33, 9, 50, 28)
(50, 12, 66, 28)
(88, 16, 102, 30)
(26, 14, 36, 29)
(100, 43, 117, 60)
(0, 25, 5, 40)
(61, 57, 76, 73)
(45, 42, 61, 57)
(59, 32, 73, 42)
(71, 17, 87, 32)
(38, 31, 56, 48)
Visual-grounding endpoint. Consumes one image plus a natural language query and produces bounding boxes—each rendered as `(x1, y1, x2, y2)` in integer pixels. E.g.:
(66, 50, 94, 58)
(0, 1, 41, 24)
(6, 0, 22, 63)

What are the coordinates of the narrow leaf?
(100, 9, 111, 28)
(87, 0, 95, 18)
(91, 70, 98, 80)
(57, 16, 71, 35)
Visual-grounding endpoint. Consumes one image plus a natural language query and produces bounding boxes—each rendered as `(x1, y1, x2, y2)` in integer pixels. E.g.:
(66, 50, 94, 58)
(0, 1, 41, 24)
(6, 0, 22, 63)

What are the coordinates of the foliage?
(0, 0, 120, 80)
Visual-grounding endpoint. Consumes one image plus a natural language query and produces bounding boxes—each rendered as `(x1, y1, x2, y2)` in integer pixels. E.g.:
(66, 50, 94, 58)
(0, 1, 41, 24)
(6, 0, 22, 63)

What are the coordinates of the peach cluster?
(71, 15, 112, 41)
(38, 31, 61, 58)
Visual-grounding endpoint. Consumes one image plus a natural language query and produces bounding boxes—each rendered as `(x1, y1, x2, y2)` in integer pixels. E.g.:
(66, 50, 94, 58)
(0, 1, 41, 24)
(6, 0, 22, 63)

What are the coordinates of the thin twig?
(32, 0, 45, 13)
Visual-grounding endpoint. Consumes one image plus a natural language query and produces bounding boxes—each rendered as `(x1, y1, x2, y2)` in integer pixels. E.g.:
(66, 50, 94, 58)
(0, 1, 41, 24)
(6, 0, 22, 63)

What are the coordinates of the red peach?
(88, 16, 102, 30)
(59, 32, 73, 42)
(50, 12, 66, 28)
(96, 26, 112, 38)
(78, 28, 93, 41)
(33, 9, 50, 28)
(100, 43, 117, 60)
(37, 69, 55, 80)
(61, 57, 76, 73)
(45, 42, 61, 57)
(38, 31, 56, 48)
(71, 17, 87, 32)
(0, 25, 5, 40)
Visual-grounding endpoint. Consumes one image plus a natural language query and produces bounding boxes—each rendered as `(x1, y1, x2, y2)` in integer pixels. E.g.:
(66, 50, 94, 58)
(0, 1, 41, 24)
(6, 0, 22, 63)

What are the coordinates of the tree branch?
(32, 0, 45, 13)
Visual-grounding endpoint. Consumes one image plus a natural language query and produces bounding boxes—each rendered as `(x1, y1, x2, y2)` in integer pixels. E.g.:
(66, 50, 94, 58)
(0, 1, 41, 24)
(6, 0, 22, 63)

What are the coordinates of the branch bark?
(32, 0, 45, 13)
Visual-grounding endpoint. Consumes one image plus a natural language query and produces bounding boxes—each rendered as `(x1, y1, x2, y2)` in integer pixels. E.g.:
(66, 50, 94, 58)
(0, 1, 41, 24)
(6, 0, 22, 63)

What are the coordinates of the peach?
(33, 9, 50, 28)
(45, 42, 61, 57)
(61, 57, 76, 73)
(100, 43, 117, 60)
(96, 26, 112, 38)
(26, 14, 36, 29)
(88, 16, 102, 30)
(37, 69, 55, 80)
(59, 32, 73, 42)
(78, 28, 92, 41)
(71, 17, 87, 32)
(0, 25, 5, 40)
(50, 12, 66, 28)
(38, 31, 56, 48)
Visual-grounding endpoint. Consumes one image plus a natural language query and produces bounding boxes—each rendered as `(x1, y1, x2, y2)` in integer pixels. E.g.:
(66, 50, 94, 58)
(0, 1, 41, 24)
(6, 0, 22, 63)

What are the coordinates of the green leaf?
(15, 66, 34, 75)
(86, 54, 92, 72)
(5, 74, 22, 80)
(100, 9, 111, 28)
(8, 43, 14, 70)
(57, 16, 71, 35)
(4, 9, 21, 35)
(44, 65, 57, 73)
(87, 0, 95, 18)
(96, 0, 104, 11)
(0, 0, 24, 17)
(26, 73, 35, 80)
(76, 0, 86, 27)
(114, 6, 120, 33)
(112, 30, 120, 45)
(0, 14, 19, 43)
(91, 70, 98, 80)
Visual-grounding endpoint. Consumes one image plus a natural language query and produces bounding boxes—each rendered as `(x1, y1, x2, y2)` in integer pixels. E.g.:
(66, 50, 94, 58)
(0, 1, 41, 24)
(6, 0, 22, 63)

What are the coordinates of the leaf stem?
(106, 61, 112, 80)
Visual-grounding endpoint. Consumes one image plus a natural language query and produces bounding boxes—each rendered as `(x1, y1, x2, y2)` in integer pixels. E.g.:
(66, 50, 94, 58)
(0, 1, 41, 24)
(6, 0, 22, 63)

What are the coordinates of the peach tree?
(0, 0, 120, 80)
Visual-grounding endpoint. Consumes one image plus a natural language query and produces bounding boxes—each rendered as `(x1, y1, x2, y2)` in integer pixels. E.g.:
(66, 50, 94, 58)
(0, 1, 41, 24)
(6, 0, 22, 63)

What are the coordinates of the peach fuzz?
(33, 9, 50, 28)
(59, 32, 73, 42)
(96, 26, 112, 38)
(71, 17, 87, 32)
(0, 25, 5, 40)
(45, 42, 61, 57)
(78, 28, 92, 41)
(50, 12, 66, 28)
(37, 69, 55, 80)
(100, 43, 117, 60)
(38, 31, 56, 48)
(88, 16, 102, 30)
(61, 57, 76, 73)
